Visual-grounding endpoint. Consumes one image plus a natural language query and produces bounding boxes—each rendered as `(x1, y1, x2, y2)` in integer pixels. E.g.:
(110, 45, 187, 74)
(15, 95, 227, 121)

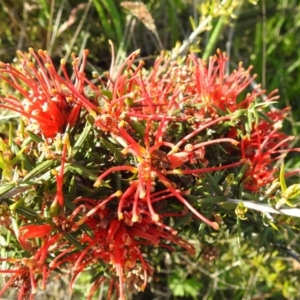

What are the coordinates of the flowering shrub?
(0, 48, 299, 299)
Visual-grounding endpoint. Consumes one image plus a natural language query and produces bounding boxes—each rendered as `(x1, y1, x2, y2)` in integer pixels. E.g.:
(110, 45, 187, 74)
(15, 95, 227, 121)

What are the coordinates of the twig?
(225, 198, 300, 218)
(171, 15, 212, 60)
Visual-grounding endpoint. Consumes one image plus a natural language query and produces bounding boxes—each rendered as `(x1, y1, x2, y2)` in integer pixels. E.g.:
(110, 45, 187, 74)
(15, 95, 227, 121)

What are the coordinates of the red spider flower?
(94, 44, 192, 134)
(0, 48, 97, 138)
(183, 50, 269, 118)
(0, 261, 34, 300)
(240, 108, 296, 191)
(0, 49, 99, 206)
(0, 223, 61, 299)
(93, 111, 242, 230)
(51, 195, 195, 300)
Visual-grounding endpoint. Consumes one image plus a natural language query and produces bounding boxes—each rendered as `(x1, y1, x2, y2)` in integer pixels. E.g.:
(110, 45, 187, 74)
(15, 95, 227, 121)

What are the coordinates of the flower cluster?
(0, 48, 296, 299)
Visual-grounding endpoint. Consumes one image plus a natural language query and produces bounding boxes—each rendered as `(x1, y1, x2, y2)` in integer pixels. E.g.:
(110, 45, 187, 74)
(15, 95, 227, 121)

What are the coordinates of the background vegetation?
(0, 0, 300, 299)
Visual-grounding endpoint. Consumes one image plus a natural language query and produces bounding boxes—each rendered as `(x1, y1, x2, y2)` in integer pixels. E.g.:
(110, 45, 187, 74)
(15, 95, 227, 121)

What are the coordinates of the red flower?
(184, 50, 268, 117)
(94, 114, 240, 229)
(240, 109, 294, 191)
(0, 48, 97, 138)
(54, 197, 196, 300)
(0, 224, 61, 299)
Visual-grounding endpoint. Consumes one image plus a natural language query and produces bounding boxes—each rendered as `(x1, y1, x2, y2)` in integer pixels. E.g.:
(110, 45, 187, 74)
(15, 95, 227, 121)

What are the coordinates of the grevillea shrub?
(0, 48, 299, 299)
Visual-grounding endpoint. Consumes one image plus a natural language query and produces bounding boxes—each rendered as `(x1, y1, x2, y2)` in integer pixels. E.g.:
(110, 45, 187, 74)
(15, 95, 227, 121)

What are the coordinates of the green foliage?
(92, 0, 122, 44)
(170, 275, 200, 298)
